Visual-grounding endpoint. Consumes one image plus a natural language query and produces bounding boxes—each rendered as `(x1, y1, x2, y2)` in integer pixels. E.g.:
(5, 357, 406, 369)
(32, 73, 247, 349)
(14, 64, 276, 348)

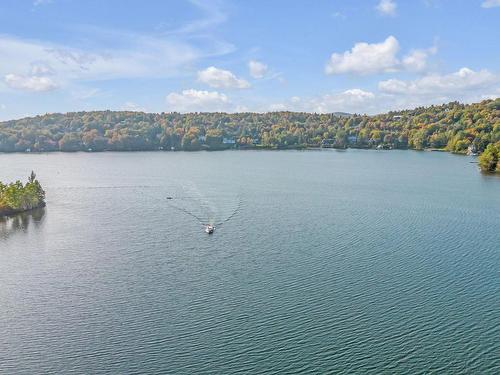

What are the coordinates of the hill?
(0, 99, 498, 161)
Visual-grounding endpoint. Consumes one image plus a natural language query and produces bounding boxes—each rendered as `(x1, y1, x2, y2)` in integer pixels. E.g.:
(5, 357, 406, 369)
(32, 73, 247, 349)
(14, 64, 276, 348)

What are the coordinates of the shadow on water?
(0, 207, 46, 240)
(480, 171, 500, 179)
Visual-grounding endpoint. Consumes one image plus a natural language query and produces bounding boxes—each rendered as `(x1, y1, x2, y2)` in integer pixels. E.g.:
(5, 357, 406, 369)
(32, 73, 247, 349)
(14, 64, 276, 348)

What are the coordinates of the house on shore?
(467, 144, 478, 156)
(223, 137, 236, 145)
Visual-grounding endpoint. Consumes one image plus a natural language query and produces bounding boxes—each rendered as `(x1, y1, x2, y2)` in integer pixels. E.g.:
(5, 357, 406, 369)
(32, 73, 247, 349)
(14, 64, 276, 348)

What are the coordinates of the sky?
(0, 0, 499, 120)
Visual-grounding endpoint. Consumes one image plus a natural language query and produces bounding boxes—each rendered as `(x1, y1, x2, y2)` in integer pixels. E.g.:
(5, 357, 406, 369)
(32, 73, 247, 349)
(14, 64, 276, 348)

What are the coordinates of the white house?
(223, 138, 236, 144)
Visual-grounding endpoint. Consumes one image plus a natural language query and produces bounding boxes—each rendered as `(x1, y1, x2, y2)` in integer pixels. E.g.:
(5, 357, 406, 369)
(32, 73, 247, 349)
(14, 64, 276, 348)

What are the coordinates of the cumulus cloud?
(197, 66, 250, 89)
(325, 36, 437, 75)
(402, 45, 438, 71)
(4, 73, 58, 92)
(481, 0, 500, 8)
(266, 66, 498, 114)
(402, 50, 428, 71)
(309, 89, 376, 113)
(378, 67, 497, 95)
(248, 60, 268, 79)
(325, 36, 400, 75)
(3, 62, 60, 92)
(369, 67, 500, 112)
(166, 89, 231, 112)
(266, 89, 377, 114)
(376, 0, 397, 16)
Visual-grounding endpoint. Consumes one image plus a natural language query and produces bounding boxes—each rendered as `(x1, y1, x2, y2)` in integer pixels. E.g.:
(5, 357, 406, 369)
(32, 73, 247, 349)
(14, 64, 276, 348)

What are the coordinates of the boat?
(205, 224, 215, 234)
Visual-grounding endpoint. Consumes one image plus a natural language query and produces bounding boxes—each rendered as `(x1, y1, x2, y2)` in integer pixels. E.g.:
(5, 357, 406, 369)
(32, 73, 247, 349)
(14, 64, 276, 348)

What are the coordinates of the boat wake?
(213, 197, 242, 227)
(159, 183, 242, 231)
(167, 194, 242, 229)
(165, 198, 208, 226)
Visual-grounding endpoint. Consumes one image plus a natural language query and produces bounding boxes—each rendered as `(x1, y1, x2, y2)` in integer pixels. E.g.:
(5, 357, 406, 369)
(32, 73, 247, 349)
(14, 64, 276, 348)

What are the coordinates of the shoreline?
(0, 202, 46, 218)
(0, 146, 468, 155)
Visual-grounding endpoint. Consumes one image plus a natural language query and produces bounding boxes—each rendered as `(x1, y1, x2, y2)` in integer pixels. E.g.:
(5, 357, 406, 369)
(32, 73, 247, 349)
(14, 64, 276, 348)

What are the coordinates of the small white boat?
(205, 224, 215, 234)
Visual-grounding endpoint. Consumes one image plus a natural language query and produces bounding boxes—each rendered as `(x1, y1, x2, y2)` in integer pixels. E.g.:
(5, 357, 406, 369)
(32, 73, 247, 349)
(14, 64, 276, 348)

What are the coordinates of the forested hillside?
(1, 99, 499, 161)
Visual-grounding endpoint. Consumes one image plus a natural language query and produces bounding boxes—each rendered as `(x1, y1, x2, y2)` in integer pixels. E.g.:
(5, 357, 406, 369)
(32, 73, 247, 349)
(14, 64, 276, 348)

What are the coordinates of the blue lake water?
(0, 150, 499, 373)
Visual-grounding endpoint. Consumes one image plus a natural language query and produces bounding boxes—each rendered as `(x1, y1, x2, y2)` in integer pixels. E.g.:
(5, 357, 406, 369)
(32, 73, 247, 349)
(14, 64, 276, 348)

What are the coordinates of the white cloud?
(402, 45, 437, 71)
(482, 0, 500, 8)
(248, 60, 268, 79)
(166, 89, 231, 112)
(172, 0, 228, 34)
(33, 0, 52, 6)
(234, 104, 249, 112)
(4, 73, 58, 92)
(310, 89, 376, 113)
(402, 50, 428, 71)
(325, 36, 400, 75)
(264, 66, 498, 114)
(71, 87, 102, 100)
(197, 66, 250, 89)
(0, 27, 234, 92)
(269, 103, 287, 111)
(266, 89, 377, 114)
(0, 35, 192, 83)
(376, 0, 397, 16)
(30, 63, 54, 76)
(378, 67, 497, 95)
(325, 36, 437, 75)
(122, 101, 146, 112)
(372, 67, 500, 112)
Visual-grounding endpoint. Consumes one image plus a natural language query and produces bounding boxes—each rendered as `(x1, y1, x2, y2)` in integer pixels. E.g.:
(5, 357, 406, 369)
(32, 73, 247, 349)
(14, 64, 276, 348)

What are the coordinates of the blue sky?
(0, 0, 499, 120)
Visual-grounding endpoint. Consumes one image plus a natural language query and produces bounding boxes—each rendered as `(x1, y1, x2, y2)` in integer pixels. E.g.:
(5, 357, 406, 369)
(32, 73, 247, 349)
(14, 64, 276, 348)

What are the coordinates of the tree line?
(0, 98, 499, 171)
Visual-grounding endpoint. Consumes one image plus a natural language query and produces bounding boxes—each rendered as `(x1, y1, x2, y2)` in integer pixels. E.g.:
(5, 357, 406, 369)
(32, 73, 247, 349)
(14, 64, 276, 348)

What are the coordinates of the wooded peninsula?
(0, 98, 499, 173)
(0, 172, 46, 217)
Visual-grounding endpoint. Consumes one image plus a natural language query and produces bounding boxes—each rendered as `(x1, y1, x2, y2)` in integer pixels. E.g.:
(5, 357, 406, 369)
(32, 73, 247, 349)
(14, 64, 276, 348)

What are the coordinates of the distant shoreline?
(0, 145, 470, 155)
(1, 99, 497, 166)
(0, 143, 465, 152)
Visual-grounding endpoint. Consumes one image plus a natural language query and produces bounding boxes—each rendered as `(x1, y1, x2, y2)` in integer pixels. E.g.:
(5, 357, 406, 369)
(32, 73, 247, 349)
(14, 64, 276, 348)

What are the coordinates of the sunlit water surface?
(1, 150, 499, 374)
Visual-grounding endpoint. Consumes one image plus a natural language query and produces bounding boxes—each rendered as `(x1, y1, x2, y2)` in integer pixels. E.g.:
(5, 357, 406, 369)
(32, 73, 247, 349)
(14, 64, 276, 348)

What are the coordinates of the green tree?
(478, 143, 500, 172)
(0, 172, 46, 214)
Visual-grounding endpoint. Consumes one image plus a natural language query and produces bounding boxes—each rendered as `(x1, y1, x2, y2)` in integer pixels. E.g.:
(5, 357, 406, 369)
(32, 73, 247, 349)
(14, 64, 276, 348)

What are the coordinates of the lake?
(0, 150, 499, 374)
